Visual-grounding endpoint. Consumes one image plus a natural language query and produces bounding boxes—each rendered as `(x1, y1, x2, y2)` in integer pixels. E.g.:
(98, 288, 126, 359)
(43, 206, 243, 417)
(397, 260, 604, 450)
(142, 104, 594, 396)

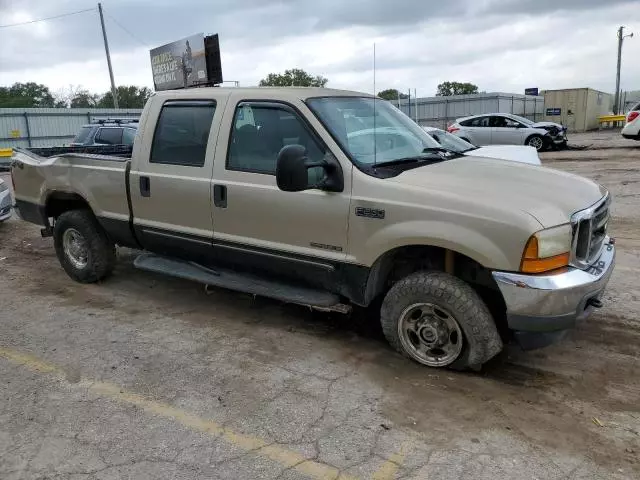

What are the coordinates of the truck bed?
(11, 147, 132, 230)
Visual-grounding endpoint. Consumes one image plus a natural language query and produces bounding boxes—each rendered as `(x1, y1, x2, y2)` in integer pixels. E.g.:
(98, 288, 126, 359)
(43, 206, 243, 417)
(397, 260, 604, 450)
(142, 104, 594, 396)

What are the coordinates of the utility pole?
(614, 26, 634, 114)
(98, 3, 119, 108)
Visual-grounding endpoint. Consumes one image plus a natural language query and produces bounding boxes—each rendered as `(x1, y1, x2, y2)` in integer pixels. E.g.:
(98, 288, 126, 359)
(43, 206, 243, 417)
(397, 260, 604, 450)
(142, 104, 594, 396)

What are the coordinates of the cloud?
(0, 0, 638, 98)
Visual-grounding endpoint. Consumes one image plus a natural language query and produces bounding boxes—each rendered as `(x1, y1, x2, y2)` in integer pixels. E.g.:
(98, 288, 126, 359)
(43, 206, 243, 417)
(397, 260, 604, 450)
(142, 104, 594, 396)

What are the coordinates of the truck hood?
(389, 157, 606, 227)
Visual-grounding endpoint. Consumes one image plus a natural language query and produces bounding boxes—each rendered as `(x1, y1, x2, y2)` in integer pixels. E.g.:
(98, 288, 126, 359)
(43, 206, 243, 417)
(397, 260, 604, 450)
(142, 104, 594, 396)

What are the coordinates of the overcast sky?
(1, 0, 639, 98)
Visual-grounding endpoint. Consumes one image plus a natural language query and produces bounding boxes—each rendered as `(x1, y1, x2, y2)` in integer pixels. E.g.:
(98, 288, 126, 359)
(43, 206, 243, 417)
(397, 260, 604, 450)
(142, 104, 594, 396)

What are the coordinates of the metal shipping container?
(0, 108, 143, 148)
(396, 92, 544, 129)
(541, 88, 613, 132)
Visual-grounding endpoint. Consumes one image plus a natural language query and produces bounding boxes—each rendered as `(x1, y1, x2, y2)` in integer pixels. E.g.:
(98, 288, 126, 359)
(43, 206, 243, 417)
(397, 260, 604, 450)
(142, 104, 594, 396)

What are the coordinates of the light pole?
(614, 26, 633, 114)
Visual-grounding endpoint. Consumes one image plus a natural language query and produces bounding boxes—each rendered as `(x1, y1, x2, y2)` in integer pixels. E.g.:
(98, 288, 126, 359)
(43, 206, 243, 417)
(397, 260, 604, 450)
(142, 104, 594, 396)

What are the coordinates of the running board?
(133, 253, 342, 308)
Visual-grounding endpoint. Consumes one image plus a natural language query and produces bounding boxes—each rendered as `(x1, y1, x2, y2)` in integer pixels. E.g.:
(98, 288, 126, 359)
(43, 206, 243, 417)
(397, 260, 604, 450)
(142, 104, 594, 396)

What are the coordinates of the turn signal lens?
(521, 252, 570, 274)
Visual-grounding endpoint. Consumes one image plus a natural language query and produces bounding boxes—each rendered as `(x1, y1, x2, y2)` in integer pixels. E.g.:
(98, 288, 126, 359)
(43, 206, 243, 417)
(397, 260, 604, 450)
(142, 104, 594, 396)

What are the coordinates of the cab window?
(227, 103, 325, 182)
(150, 101, 216, 167)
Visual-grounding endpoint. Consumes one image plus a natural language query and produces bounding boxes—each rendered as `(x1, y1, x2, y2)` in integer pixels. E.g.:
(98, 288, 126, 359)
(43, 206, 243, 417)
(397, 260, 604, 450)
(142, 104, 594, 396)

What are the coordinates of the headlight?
(0, 181, 8, 193)
(520, 224, 572, 273)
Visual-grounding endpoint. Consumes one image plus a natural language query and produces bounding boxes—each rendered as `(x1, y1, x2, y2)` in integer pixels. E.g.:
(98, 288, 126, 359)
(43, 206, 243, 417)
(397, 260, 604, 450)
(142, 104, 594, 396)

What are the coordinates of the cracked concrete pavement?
(1, 145, 639, 480)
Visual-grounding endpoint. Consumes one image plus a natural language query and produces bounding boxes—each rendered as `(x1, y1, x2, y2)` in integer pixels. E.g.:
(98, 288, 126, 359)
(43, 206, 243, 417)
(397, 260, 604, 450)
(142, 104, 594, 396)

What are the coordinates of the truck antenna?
(373, 42, 377, 170)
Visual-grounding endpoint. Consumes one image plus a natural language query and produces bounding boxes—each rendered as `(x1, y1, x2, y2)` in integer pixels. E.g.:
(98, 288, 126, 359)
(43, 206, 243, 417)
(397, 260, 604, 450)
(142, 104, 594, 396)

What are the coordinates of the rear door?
(462, 116, 491, 145)
(490, 115, 526, 145)
(129, 93, 228, 260)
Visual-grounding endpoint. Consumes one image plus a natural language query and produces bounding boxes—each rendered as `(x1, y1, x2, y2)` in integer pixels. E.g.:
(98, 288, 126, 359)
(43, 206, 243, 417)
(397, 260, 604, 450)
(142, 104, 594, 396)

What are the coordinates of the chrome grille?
(571, 194, 610, 269)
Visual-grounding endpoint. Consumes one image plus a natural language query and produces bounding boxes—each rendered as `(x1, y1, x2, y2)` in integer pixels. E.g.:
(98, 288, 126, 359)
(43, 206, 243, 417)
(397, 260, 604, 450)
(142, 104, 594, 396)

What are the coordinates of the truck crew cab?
(11, 87, 615, 370)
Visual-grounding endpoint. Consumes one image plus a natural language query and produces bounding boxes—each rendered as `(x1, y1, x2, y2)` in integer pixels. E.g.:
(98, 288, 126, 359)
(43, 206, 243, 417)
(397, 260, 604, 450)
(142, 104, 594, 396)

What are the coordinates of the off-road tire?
(53, 209, 116, 283)
(380, 271, 503, 370)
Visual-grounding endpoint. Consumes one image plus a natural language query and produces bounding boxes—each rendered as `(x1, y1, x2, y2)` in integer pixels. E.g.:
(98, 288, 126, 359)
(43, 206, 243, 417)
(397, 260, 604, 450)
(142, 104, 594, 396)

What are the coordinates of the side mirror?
(276, 144, 343, 193)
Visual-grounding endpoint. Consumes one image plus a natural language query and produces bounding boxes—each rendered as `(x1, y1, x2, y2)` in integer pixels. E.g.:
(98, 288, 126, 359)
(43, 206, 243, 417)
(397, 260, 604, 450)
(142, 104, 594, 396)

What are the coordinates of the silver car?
(448, 113, 567, 151)
(0, 177, 11, 222)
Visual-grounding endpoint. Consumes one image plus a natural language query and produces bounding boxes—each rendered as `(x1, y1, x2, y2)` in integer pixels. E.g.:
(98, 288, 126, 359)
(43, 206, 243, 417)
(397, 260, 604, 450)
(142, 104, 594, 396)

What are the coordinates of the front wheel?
(53, 210, 116, 283)
(380, 271, 502, 369)
(526, 134, 545, 151)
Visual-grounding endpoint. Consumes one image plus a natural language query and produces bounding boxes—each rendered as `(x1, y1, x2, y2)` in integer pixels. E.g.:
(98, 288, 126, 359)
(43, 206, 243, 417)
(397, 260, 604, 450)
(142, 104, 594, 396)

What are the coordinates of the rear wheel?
(53, 210, 116, 283)
(380, 271, 502, 369)
(526, 134, 545, 151)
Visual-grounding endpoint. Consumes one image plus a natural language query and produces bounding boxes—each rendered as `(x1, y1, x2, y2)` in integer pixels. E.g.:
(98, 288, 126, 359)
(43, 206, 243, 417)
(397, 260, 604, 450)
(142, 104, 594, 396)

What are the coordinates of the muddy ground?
(1, 139, 639, 479)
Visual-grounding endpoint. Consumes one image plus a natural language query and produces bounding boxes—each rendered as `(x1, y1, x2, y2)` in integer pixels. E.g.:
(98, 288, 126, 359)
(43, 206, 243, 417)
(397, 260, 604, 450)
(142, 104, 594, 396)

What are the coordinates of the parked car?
(11, 87, 614, 370)
(71, 118, 139, 146)
(0, 177, 11, 222)
(448, 113, 567, 151)
(423, 127, 540, 165)
(621, 102, 640, 140)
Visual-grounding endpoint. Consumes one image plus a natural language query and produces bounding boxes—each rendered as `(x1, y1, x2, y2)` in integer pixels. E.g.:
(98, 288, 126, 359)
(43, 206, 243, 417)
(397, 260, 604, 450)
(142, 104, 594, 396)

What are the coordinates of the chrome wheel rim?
(62, 228, 88, 269)
(397, 302, 463, 367)
(528, 136, 543, 150)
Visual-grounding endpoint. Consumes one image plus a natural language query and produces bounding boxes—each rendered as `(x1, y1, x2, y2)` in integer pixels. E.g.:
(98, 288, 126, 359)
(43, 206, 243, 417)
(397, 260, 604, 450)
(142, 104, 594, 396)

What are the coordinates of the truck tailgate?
(11, 149, 130, 226)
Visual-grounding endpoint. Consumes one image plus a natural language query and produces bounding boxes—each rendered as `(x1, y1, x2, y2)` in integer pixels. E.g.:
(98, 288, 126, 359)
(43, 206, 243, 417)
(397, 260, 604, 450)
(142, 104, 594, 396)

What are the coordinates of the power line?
(0, 8, 95, 29)
(104, 10, 149, 48)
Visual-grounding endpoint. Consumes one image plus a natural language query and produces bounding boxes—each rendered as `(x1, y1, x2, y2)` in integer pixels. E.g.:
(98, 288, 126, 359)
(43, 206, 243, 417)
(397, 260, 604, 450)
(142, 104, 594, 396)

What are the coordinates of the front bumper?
(492, 239, 615, 348)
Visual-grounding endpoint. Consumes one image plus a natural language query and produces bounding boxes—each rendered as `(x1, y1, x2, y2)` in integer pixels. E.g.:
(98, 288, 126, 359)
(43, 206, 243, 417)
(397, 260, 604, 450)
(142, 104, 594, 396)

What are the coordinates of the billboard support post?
(98, 3, 119, 108)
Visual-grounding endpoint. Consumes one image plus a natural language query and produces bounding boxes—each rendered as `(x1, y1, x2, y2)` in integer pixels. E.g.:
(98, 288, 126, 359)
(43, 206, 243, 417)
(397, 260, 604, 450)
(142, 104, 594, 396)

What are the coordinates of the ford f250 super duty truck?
(11, 87, 615, 370)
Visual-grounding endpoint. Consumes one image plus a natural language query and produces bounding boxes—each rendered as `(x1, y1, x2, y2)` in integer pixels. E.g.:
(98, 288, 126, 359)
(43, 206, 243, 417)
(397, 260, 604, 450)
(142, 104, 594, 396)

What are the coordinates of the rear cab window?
(150, 101, 216, 167)
(95, 128, 123, 145)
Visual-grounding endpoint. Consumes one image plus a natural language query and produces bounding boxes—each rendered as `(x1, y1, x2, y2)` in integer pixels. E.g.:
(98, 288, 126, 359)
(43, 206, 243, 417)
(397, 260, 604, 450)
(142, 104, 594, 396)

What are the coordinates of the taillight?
(628, 111, 639, 123)
(447, 125, 459, 133)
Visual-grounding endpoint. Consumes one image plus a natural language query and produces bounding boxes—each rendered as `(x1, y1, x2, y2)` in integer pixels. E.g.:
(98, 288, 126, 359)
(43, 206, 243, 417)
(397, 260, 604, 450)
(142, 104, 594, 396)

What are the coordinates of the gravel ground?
(1, 138, 639, 480)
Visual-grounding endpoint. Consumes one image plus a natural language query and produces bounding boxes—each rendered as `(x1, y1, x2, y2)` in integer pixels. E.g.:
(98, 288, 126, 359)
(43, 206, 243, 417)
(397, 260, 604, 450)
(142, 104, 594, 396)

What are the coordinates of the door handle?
(140, 176, 150, 197)
(213, 184, 227, 208)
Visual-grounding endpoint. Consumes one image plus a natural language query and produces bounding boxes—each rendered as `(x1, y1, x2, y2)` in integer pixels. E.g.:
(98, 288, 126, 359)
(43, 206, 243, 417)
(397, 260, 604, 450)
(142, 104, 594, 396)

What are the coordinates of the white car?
(0, 177, 12, 222)
(423, 127, 541, 165)
(622, 102, 640, 140)
(448, 113, 567, 151)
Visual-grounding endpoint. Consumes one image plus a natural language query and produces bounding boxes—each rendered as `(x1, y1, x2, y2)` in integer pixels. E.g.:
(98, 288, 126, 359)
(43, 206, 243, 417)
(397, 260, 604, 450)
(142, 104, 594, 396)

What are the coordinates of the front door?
(210, 96, 351, 288)
(129, 94, 228, 260)
(490, 115, 526, 145)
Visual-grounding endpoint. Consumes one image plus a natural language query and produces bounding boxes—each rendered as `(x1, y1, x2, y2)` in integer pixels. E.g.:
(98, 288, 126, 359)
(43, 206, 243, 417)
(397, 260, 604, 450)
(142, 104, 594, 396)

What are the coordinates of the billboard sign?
(150, 33, 207, 90)
(525, 87, 539, 96)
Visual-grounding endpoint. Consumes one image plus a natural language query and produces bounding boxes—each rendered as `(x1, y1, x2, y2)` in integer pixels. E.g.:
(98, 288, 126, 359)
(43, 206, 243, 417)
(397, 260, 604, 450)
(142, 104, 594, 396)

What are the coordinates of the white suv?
(622, 102, 640, 140)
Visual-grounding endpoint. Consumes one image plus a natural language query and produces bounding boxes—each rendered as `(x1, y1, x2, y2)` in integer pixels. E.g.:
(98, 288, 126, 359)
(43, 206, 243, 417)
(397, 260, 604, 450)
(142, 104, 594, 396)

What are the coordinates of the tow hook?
(588, 298, 603, 309)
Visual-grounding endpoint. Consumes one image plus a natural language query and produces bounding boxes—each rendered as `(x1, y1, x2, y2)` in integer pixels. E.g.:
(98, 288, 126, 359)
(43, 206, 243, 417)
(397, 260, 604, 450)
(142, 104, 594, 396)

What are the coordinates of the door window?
(150, 101, 216, 167)
(227, 103, 326, 181)
(490, 116, 520, 128)
(95, 128, 123, 145)
(466, 116, 490, 127)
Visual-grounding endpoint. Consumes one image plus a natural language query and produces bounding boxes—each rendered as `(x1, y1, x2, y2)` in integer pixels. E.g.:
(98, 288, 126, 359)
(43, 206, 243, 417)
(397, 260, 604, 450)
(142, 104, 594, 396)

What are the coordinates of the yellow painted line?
(372, 442, 410, 480)
(0, 346, 360, 480)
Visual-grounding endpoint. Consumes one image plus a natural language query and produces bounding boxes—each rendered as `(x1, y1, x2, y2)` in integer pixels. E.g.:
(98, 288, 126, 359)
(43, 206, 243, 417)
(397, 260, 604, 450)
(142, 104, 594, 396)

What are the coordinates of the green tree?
(435, 81, 479, 96)
(259, 68, 328, 87)
(98, 86, 153, 108)
(0, 82, 62, 107)
(70, 90, 101, 108)
(377, 89, 409, 101)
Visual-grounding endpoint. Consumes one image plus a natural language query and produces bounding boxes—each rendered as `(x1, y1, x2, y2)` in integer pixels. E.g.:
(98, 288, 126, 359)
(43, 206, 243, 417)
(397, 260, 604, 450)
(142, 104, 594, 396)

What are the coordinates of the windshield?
(425, 128, 475, 153)
(306, 97, 441, 166)
(509, 114, 534, 126)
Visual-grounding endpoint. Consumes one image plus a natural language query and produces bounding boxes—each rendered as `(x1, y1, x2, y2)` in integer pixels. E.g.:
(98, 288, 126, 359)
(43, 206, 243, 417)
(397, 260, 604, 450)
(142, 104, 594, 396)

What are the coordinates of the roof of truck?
(152, 87, 374, 101)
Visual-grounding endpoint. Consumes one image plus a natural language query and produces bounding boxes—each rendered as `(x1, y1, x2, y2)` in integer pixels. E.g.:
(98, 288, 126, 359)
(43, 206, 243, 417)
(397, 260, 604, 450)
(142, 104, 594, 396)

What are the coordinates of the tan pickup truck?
(11, 87, 615, 370)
